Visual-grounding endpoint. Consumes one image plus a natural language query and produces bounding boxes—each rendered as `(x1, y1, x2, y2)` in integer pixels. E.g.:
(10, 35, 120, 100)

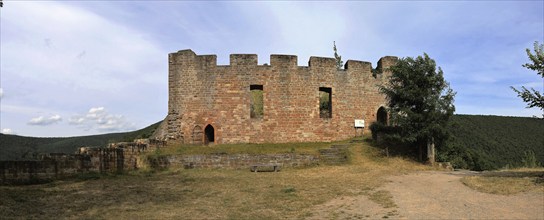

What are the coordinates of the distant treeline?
(0, 121, 161, 161)
(438, 115, 544, 171)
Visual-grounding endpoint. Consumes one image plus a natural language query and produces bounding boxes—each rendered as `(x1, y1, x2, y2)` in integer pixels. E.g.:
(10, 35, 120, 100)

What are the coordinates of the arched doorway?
(377, 107, 388, 125)
(204, 124, 215, 145)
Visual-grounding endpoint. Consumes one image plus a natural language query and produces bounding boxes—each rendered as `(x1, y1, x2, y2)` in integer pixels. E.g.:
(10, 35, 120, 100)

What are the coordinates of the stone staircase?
(318, 144, 350, 165)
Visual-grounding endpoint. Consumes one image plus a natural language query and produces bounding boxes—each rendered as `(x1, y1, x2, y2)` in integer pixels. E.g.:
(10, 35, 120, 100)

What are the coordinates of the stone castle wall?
(162, 49, 397, 144)
(1, 141, 350, 184)
(0, 142, 156, 184)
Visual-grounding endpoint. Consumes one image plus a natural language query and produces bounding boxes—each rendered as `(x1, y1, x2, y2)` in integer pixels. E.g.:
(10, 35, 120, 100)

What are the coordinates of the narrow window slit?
(319, 87, 332, 118)
(250, 85, 264, 119)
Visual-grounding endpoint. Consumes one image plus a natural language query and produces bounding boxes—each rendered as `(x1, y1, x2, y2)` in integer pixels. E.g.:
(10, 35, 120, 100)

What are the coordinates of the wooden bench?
(250, 163, 282, 172)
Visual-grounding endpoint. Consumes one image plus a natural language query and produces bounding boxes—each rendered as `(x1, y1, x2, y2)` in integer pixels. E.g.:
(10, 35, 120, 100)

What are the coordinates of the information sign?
(354, 119, 365, 128)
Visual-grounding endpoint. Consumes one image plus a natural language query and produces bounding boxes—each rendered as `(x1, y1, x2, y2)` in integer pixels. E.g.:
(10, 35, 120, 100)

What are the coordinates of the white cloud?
(263, 2, 349, 63)
(0, 88, 3, 99)
(28, 114, 62, 126)
(96, 114, 135, 132)
(68, 115, 86, 125)
(86, 107, 106, 119)
(69, 107, 136, 133)
(1, 1, 167, 136)
(3, 2, 165, 90)
(1, 128, 15, 135)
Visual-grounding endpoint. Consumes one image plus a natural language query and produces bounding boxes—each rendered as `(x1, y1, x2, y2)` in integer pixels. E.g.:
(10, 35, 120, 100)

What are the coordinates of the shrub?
(522, 150, 541, 168)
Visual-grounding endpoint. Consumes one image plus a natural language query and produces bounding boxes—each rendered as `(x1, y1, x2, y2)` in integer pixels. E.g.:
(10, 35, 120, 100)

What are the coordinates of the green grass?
(0, 138, 431, 219)
(461, 168, 544, 195)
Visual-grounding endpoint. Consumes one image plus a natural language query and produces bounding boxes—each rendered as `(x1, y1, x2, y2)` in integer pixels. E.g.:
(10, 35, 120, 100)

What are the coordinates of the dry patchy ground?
(1, 142, 543, 219)
(307, 170, 544, 219)
(387, 171, 543, 219)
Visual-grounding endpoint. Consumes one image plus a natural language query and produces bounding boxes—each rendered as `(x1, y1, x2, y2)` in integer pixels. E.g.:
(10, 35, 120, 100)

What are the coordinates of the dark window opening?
(377, 107, 388, 125)
(319, 87, 332, 118)
(250, 85, 264, 119)
(204, 124, 214, 145)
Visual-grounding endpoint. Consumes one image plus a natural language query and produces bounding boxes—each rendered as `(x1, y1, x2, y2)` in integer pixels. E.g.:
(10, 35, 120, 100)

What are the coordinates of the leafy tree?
(511, 41, 544, 112)
(333, 41, 343, 70)
(376, 53, 456, 163)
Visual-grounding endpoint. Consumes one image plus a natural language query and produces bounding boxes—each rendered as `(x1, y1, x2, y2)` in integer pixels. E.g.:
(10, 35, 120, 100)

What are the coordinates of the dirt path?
(307, 171, 544, 219)
(386, 171, 543, 219)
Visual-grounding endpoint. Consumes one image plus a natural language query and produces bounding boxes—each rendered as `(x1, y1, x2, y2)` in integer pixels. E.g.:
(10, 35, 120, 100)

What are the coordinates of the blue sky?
(0, 1, 542, 137)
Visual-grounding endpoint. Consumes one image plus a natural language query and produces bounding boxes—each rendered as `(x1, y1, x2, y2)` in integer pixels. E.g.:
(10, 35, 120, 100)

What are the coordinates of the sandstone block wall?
(0, 142, 153, 184)
(1, 141, 351, 184)
(149, 153, 320, 170)
(163, 49, 397, 144)
(145, 145, 350, 170)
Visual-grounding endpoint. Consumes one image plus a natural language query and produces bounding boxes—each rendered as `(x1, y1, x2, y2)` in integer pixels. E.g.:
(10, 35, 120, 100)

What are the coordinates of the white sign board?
(354, 119, 365, 128)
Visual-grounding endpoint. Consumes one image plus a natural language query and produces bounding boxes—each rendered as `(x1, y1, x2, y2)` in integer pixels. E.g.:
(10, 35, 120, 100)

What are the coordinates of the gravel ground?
(385, 171, 543, 219)
(307, 171, 544, 219)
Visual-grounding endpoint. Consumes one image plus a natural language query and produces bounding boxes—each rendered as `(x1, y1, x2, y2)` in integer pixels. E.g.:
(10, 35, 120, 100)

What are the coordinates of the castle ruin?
(154, 49, 397, 144)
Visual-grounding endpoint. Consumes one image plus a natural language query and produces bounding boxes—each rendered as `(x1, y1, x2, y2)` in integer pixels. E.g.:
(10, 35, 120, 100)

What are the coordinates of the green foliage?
(511, 41, 544, 112)
(375, 53, 456, 160)
(154, 148, 163, 157)
(438, 115, 544, 170)
(511, 87, 544, 112)
(369, 122, 402, 144)
(0, 121, 162, 160)
(281, 187, 296, 193)
(522, 41, 544, 77)
(333, 41, 343, 70)
(522, 150, 541, 168)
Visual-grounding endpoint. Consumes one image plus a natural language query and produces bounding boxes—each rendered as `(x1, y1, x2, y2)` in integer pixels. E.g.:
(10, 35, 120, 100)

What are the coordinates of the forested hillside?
(0, 121, 161, 160)
(439, 115, 544, 170)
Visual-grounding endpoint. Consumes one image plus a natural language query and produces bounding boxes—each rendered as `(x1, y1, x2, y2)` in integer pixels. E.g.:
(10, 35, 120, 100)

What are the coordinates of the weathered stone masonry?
(1, 141, 352, 184)
(159, 49, 397, 144)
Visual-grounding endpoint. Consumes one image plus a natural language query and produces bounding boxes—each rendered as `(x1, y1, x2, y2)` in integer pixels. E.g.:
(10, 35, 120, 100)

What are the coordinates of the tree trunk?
(427, 138, 436, 165)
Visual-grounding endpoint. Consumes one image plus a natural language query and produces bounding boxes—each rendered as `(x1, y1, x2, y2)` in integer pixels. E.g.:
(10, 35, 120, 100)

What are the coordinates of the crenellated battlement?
(169, 49, 396, 72)
(344, 60, 372, 71)
(308, 56, 336, 69)
(271, 54, 297, 68)
(163, 49, 398, 145)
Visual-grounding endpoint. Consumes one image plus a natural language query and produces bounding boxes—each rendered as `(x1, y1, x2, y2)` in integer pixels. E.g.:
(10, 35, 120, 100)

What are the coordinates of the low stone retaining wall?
(148, 145, 350, 170)
(0, 159, 81, 184)
(0, 142, 153, 185)
(148, 153, 321, 170)
(1, 142, 351, 184)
